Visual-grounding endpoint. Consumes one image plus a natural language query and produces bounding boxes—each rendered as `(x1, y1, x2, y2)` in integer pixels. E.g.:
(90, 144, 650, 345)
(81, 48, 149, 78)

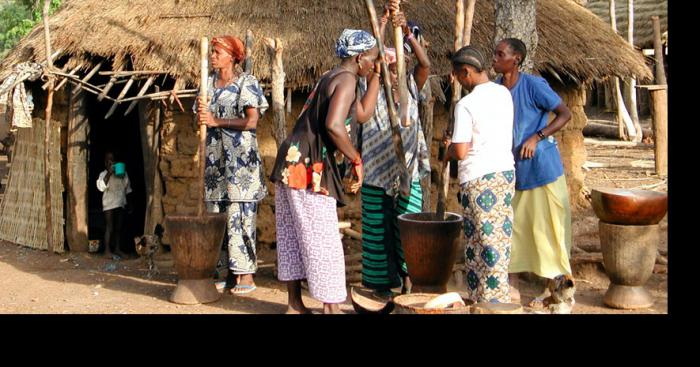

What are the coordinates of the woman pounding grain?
(269, 29, 379, 314)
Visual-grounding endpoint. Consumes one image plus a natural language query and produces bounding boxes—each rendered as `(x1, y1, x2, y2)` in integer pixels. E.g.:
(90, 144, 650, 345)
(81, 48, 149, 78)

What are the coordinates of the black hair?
(501, 38, 527, 66)
(451, 46, 485, 72)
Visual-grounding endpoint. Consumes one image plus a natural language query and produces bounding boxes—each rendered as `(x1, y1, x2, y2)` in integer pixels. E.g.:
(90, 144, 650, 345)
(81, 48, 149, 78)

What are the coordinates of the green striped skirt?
(361, 180, 423, 291)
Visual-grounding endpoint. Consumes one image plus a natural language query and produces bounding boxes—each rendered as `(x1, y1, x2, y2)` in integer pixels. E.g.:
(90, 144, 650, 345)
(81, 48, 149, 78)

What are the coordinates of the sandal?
(230, 284, 257, 295)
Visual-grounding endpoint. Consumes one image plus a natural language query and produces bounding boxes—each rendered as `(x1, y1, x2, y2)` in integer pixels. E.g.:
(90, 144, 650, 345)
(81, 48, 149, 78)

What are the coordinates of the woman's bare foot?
(285, 304, 313, 314)
(323, 303, 343, 314)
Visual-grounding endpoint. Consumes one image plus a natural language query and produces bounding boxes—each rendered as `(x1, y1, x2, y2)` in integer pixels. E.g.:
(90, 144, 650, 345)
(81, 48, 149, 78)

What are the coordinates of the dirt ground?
(0, 112, 668, 314)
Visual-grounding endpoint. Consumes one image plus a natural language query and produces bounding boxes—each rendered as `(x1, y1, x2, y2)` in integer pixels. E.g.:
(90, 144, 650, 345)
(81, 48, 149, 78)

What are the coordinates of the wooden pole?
(651, 16, 667, 85)
(198, 37, 209, 217)
(42, 0, 55, 254)
(436, 0, 467, 219)
(124, 76, 156, 115)
(244, 30, 254, 74)
(364, 0, 411, 196)
(72, 61, 103, 96)
(626, 0, 642, 143)
(639, 85, 667, 176)
(66, 85, 89, 252)
(264, 37, 287, 148)
(609, 0, 635, 141)
(286, 87, 292, 114)
(463, 0, 476, 46)
(391, 0, 410, 127)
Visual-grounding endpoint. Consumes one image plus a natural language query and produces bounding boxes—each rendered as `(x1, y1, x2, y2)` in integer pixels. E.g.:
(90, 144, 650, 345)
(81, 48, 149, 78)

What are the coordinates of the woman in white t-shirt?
(442, 46, 515, 303)
(96, 151, 132, 260)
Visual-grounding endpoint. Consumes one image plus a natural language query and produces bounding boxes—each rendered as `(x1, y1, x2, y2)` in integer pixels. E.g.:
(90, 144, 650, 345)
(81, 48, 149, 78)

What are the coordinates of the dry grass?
(0, 0, 652, 89)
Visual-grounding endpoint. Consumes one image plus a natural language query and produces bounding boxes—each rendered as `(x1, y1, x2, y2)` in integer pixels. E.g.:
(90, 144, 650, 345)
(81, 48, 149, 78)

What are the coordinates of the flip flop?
(230, 284, 257, 295)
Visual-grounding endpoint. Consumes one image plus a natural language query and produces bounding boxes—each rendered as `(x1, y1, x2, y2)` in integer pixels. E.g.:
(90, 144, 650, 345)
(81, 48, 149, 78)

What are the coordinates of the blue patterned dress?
(200, 72, 269, 275)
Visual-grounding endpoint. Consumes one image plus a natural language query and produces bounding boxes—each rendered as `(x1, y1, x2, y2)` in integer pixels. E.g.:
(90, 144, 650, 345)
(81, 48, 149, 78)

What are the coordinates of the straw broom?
(364, 0, 411, 196)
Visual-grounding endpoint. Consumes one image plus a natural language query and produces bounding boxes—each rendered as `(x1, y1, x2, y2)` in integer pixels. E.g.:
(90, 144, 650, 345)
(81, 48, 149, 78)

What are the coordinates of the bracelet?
(537, 130, 546, 140)
(351, 157, 363, 167)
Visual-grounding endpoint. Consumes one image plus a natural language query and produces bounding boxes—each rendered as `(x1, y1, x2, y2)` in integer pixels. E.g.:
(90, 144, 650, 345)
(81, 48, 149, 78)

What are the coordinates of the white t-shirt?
(451, 81, 515, 184)
(97, 170, 132, 211)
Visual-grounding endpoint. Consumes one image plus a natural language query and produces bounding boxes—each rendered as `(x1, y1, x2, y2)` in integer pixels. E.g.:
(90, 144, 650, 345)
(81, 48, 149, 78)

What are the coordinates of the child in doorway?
(96, 151, 132, 260)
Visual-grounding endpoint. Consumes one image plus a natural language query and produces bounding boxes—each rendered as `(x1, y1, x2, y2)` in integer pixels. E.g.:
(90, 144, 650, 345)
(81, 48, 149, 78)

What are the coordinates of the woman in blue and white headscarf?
(270, 29, 380, 314)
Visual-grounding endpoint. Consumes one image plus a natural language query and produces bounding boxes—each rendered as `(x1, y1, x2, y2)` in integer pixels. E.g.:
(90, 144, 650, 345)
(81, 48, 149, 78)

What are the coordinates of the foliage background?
(1, 0, 61, 60)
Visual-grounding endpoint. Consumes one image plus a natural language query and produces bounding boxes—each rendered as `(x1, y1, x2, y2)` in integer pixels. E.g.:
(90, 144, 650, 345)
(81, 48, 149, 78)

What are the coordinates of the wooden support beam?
(98, 70, 168, 77)
(42, 63, 71, 90)
(98, 64, 124, 101)
(49, 70, 113, 99)
(244, 29, 254, 74)
(651, 16, 667, 85)
(119, 88, 198, 103)
(638, 85, 667, 177)
(55, 62, 85, 91)
(66, 84, 89, 252)
(41, 0, 55, 254)
(72, 61, 103, 96)
(124, 76, 155, 115)
(286, 87, 292, 114)
(264, 37, 287, 148)
(104, 77, 135, 119)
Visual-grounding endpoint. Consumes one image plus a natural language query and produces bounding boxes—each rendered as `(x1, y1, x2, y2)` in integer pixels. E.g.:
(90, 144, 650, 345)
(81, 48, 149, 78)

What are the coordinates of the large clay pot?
(165, 214, 227, 304)
(397, 212, 463, 294)
(599, 221, 659, 309)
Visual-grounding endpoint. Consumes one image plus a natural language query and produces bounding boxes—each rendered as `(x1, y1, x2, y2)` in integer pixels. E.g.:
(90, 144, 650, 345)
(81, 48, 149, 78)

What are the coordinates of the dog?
(528, 274, 576, 314)
(134, 224, 164, 278)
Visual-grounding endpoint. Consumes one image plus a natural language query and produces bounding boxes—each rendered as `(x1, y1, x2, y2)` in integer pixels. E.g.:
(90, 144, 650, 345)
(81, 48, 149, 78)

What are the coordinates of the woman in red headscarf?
(196, 35, 269, 295)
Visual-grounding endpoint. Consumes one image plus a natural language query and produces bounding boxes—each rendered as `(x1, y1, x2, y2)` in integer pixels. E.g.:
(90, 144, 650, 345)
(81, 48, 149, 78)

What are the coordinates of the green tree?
(0, 0, 61, 60)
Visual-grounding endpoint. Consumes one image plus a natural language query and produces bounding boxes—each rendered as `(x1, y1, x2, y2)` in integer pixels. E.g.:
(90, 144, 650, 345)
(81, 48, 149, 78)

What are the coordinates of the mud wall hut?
(0, 0, 651, 252)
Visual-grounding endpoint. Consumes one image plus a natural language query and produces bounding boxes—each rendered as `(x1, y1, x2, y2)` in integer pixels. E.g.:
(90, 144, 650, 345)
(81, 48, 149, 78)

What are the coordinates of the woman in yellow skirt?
(492, 38, 573, 306)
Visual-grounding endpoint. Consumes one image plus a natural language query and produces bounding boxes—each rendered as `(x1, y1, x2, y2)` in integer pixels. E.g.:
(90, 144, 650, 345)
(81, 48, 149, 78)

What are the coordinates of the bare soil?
(0, 112, 668, 314)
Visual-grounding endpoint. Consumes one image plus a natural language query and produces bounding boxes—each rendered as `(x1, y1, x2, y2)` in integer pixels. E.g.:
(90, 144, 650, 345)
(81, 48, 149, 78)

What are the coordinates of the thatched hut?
(585, 0, 668, 50)
(0, 0, 651, 253)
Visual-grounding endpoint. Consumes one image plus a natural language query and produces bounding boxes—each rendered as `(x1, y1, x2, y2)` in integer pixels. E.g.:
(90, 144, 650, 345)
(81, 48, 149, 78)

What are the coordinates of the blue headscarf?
(335, 29, 377, 58)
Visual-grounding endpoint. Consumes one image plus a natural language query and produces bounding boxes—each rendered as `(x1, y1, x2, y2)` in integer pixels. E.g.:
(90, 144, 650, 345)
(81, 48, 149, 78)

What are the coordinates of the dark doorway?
(86, 95, 146, 255)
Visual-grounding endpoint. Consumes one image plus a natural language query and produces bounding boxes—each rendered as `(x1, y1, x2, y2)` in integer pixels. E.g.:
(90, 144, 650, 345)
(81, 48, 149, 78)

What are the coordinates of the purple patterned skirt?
(275, 183, 347, 303)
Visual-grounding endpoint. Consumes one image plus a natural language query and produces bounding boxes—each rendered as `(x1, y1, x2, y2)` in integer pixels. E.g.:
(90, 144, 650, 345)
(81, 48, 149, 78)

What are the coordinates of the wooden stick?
(118, 89, 198, 103)
(463, 0, 476, 46)
(264, 37, 287, 148)
(42, 63, 74, 90)
(365, 0, 411, 196)
(651, 16, 667, 85)
(391, 0, 410, 127)
(72, 61, 103, 96)
(98, 70, 167, 76)
(98, 64, 124, 101)
(124, 76, 155, 115)
(104, 77, 135, 119)
(198, 37, 209, 217)
(55, 62, 85, 91)
(42, 0, 55, 254)
(48, 71, 116, 100)
(437, 0, 467, 220)
(244, 29, 254, 74)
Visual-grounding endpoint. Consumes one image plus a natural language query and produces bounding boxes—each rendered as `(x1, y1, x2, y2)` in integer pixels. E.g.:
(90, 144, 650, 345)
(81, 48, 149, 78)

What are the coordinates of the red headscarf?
(212, 36, 245, 63)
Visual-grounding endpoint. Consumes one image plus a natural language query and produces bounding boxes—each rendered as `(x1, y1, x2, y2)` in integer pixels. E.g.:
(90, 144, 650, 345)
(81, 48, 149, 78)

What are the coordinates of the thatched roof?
(0, 0, 651, 90)
(585, 0, 667, 49)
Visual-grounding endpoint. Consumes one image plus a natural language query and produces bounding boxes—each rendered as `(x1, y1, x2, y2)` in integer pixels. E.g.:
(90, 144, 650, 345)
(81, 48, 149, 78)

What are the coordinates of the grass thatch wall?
(586, 0, 667, 49)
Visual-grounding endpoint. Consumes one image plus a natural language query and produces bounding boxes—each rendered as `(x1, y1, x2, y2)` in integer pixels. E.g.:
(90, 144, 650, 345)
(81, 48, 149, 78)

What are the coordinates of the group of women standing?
(196, 1, 573, 313)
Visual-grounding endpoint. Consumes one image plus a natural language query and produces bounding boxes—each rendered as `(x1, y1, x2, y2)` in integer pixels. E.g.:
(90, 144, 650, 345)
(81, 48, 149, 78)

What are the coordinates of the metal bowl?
(591, 187, 667, 225)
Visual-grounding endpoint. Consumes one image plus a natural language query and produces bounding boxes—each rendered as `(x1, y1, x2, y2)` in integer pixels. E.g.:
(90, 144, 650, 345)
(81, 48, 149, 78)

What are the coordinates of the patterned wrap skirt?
(460, 170, 515, 303)
(207, 201, 258, 274)
(361, 180, 422, 291)
(275, 183, 347, 304)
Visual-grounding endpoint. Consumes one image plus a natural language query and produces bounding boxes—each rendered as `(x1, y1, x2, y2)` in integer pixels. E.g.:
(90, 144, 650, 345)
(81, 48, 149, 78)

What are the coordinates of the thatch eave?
(0, 0, 652, 90)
